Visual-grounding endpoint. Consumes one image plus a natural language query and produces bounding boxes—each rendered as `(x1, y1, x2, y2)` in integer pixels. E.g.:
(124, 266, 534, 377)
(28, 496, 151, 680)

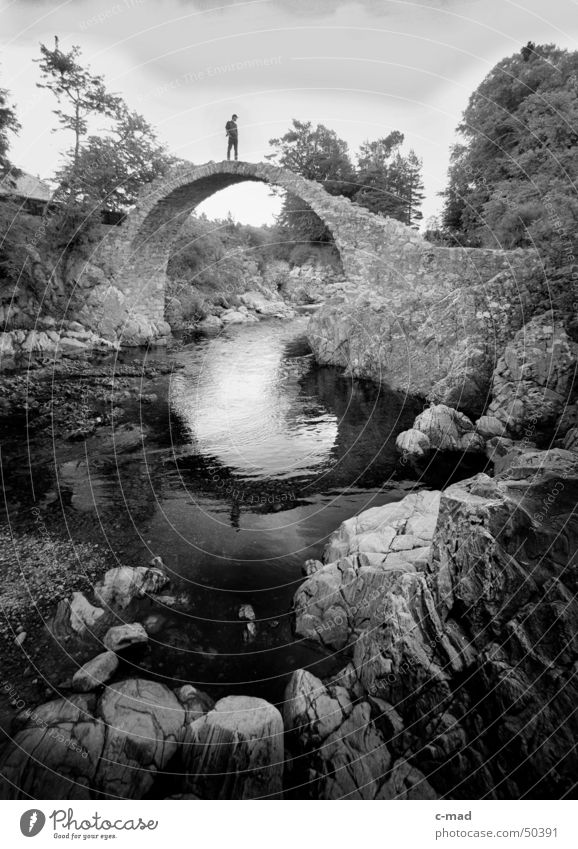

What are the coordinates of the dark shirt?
(225, 120, 238, 137)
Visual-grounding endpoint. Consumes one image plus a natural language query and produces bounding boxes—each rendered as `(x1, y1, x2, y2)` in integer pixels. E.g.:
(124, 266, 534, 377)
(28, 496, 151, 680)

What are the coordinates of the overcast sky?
(2, 0, 577, 225)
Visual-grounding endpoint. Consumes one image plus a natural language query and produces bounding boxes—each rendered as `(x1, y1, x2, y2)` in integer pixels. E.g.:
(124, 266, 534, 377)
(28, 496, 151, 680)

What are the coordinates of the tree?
(37, 42, 177, 259)
(403, 150, 425, 227)
(0, 81, 30, 299)
(353, 133, 425, 226)
(56, 105, 176, 212)
(0, 83, 20, 179)
(267, 120, 355, 243)
(441, 143, 478, 241)
(441, 43, 578, 259)
(268, 119, 355, 187)
(35, 39, 121, 177)
(353, 131, 406, 218)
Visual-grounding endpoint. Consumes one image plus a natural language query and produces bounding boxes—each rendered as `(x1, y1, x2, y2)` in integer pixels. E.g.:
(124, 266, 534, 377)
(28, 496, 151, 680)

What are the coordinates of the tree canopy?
(0, 83, 19, 179)
(353, 131, 421, 225)
(35, 40, 121, 173)
(267, 120, 357, 243)
(56, 105, 177, 213)
(36, 40, 176, 255)
(267, 119, 426, 244)
(441, 42, 578, 264)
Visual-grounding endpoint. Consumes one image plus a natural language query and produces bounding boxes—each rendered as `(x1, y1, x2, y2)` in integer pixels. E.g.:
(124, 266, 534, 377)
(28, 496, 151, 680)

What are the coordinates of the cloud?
(178, 0, 471, 15)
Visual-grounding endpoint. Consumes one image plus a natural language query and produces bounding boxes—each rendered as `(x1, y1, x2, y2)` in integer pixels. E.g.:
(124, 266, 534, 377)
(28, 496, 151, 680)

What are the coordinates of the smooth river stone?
(72, 651, 119, 692)
(183, 696, 284, 799)
(103, 622, 148, 652)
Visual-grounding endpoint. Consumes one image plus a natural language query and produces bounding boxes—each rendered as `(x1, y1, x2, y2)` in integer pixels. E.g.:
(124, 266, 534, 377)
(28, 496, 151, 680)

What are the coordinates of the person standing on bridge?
(225, 114, 238, 160)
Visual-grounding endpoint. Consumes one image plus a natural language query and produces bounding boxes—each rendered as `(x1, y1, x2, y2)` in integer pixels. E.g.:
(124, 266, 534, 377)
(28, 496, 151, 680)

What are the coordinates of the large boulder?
(94, 565, 169, 609)
(0, 694, 105, 800)
(484, 435, 535, 474)
(412, 404, 484, 453)
(283, 669, 353, 749)
(118, 316, 157, 346)
(183, 696, 284, 799)
(95, 679, 186, 798)
(425, 455, 578, 795)
(240, 291, 294, 317)
(395, 427, 431, 460)
(220, 309, 257, 325)
(52, 591, 105, 638)
(475, 415, 507, 439)
(324, 489, 440, 565)
(292, 448, 578, 797)
(294, 491, 440, 650)
(487, 312, 578, 437)
(396, 404, 488, 464)
(20, 329, 58, 354)
(0, 680, 186, 799)
(427, 336, 494, 416)
(198, 315, 223, 331)
(283, 670, 436, 799)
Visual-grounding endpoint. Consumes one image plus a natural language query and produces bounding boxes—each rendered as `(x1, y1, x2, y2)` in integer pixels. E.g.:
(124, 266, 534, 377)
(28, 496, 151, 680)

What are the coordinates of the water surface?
(2, 315, 433, 701)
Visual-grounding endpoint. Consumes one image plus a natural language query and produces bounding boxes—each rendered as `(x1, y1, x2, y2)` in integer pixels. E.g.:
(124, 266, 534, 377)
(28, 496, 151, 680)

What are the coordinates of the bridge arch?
(89, 160, 533, 345)
(98, 159, 421, 338)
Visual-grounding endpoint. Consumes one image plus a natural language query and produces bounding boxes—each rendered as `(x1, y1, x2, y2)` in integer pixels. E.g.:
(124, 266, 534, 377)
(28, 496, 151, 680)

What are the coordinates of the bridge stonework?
(87, 160, 539, 344)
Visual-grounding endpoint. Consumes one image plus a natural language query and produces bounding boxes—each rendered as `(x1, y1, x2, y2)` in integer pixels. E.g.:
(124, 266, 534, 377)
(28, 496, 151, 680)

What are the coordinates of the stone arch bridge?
(84, 160, 537, 344)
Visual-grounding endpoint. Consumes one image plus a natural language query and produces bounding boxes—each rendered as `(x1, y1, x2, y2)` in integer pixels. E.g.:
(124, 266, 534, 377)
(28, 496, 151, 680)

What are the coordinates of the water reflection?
(170, 320, 339, 480)
(166, 317, 421, 525)
(1, 315, 428, 702)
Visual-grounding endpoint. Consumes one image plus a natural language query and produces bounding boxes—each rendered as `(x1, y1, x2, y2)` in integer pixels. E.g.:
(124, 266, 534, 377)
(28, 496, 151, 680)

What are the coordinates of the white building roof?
(0, 171, 52, 202)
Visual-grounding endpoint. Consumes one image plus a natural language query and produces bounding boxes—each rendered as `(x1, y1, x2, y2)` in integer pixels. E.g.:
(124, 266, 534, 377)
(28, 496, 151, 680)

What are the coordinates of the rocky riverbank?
(292, 283, 578, 797)
(0, 285, 575, 799)
(394, 311, 578, 465)
(0, 354, 182, 732)
(305, 257, 572, 412)
(167, 260, 345, 335)
(0, 354, 179, 438)
(3, 438, 574, 799)
(289, 446, 578, 798)
(0, 257, 342, 363)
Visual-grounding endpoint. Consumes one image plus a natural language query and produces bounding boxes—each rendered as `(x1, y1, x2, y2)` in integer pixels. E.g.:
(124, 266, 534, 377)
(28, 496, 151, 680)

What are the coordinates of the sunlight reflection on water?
(170, 318, 339, 479)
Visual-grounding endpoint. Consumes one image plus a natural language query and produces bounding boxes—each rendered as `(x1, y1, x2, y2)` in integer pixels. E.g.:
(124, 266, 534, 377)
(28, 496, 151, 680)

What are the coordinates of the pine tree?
(404, 150, 425, 227)
(267, 120, 355, 243)
(354, 132, 407, 219)
(0, 83, 20, 179)
(35, 39, 121, 177)
(56, 105, 176, 212)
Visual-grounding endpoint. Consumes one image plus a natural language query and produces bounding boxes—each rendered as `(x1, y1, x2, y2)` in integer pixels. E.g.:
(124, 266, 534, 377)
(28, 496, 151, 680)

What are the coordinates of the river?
(2, 313, 469, 704)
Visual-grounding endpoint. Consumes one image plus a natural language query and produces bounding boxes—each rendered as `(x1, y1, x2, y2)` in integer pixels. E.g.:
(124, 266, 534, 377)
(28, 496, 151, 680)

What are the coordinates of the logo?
(20, 810, 46, 837)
